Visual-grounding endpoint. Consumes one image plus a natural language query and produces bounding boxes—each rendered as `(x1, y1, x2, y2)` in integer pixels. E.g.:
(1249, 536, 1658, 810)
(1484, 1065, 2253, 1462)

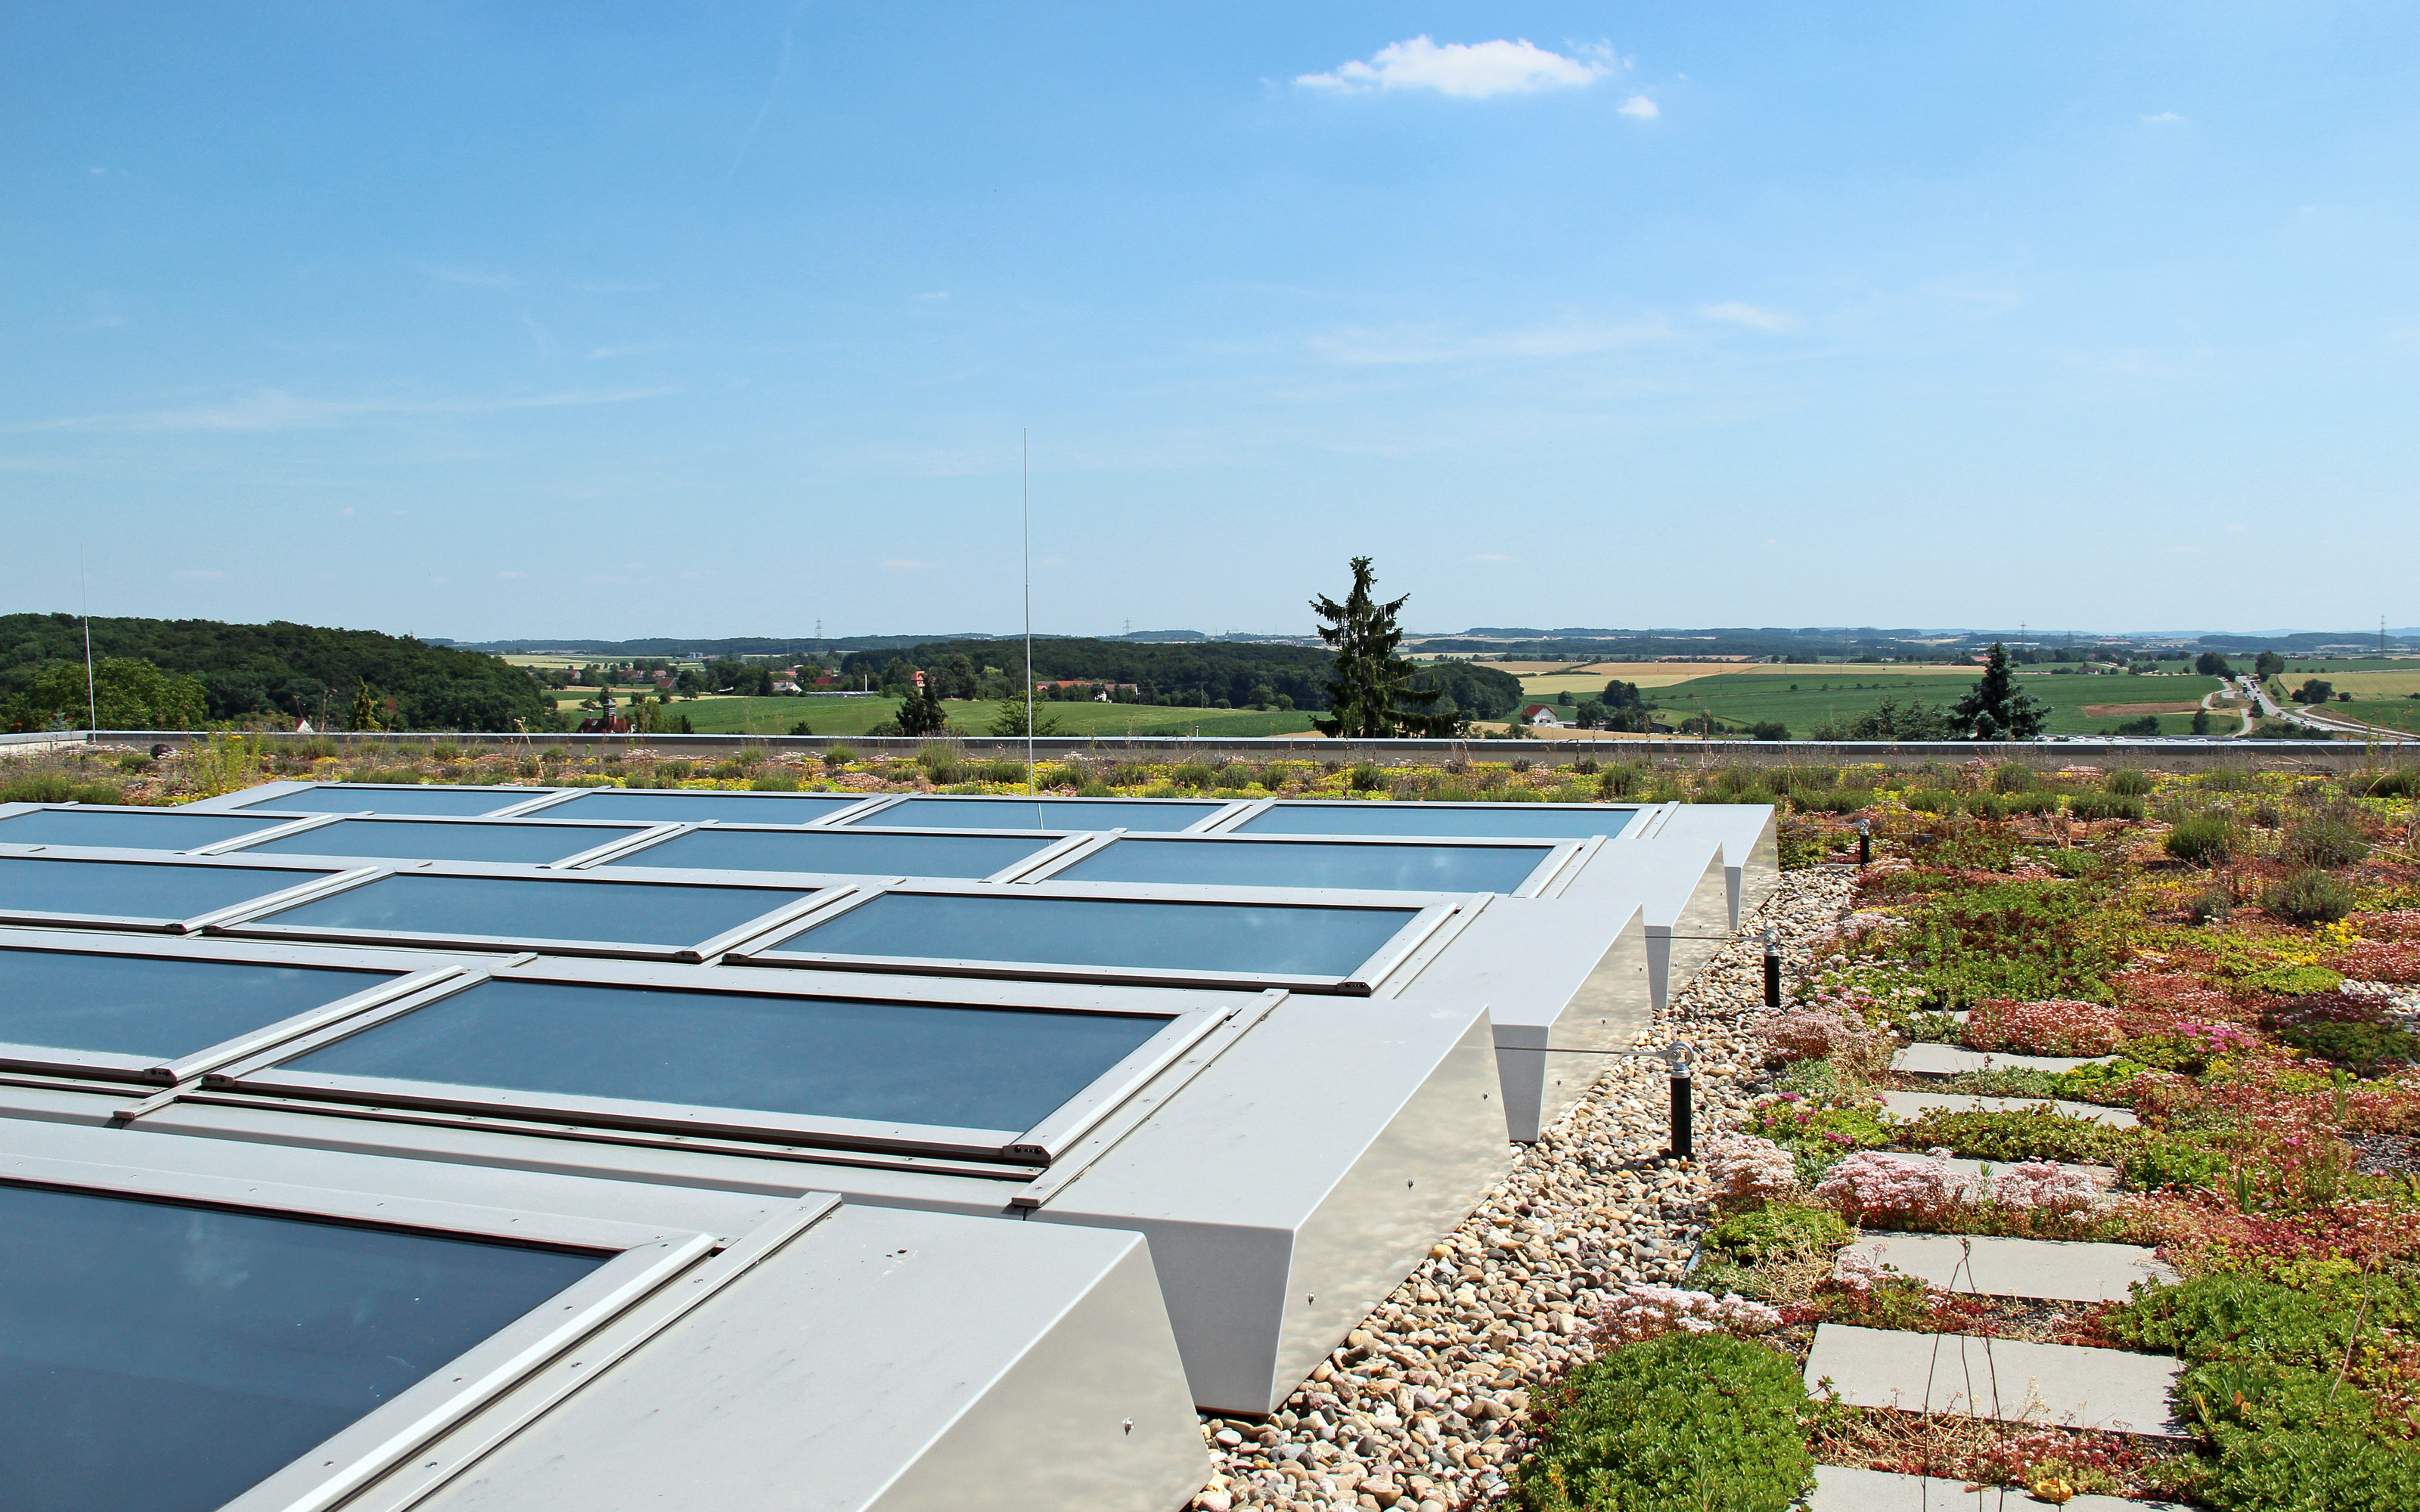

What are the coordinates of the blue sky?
(5, 3, 2415, 640)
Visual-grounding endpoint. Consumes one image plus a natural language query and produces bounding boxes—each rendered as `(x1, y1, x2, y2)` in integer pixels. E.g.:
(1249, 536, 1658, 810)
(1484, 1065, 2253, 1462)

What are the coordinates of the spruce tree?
(896, 677, 951, 737)
(1949, 643, 2049, 739)
(1308, 557, 1463, 738)
(347, 678, 381, 733)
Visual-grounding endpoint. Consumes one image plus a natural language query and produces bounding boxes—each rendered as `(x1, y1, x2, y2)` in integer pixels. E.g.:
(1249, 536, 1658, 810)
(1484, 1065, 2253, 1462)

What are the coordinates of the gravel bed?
(1190, 867, 1859, 1512)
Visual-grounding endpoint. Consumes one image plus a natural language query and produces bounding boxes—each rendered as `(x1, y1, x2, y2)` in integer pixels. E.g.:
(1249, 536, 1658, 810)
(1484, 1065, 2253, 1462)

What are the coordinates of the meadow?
(672, 695, 1321, 740)
(1519, 670, 2228, 737)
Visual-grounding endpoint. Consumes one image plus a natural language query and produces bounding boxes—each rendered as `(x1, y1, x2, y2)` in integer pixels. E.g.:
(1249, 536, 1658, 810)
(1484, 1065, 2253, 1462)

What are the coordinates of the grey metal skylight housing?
(191, 779, 557, 818)
(723, 881, 1469, 995)
(0, 847, 374, 934)
(504, 787, 883, 825)
(0, 801, 329, 853)
(0, 928, 481, 1086)
(1210, 796, 1664, 841)
(203, 860, 845, 962)
(0, 1118, 1215, 1512)
(1646, 803, 1782, 929)
(577, 820, 1091, 882)
(202, 813, 672, 868)
(202, 959, 1247, 1167)
(1005, 829, 1589, 897)
(836, 794, 1246, 832)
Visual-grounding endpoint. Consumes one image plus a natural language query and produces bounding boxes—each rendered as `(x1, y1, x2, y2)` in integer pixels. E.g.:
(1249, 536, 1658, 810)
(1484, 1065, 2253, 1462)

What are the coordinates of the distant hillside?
(0, 614, 551, 732)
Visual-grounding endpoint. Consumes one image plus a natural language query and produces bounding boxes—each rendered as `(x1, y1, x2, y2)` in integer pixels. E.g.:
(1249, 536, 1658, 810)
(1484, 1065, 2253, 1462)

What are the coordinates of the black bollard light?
(1857, 816, 1872, 868)
(1664, 1041, 1693, 1160)
(1763, 930, 1782, 1009)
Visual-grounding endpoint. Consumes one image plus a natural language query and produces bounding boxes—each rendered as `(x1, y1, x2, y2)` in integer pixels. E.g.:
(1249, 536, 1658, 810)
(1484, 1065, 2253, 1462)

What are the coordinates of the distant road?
(2242, 674, 2419, 742)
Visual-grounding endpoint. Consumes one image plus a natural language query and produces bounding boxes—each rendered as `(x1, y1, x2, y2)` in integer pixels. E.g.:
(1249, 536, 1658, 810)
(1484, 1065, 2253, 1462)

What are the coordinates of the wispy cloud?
(11, 387, 678, 435)
(421, 264, 517, 287)
(1702, 301, 1795, 333)
(1618, 95, 1659, 119)
(1311, 317, 1671, 365)
(1297, 36, 1610, 99)
(2142, 111, 2185, 124)
(915, 290, 951, 302)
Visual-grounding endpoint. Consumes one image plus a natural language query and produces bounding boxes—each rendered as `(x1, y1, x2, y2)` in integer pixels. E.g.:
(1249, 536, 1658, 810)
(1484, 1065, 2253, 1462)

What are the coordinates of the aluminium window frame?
(201, 858, 861, 963)
(0, 844, 381, 934)
(1205, 795, 1671, 843)
(0, 801, 341, 854)
(202, 957, 1246, 1165)
(194, 812, 680, 869)
(0, 1145, 802, 1512)
(0, 927, 483, 1085)
(833, 792, 1249, 833)
(997, 828, 1594, 898)
(719, 878, 1470, 996)
(497, 786, 889, 825)
(564, 819, 1096, 883)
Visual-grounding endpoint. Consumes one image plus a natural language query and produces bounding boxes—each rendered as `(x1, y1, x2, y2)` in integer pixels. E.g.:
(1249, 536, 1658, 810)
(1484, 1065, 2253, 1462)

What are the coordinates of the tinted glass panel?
(234, 786, 541, 818)
(535, 789, 867, 825)
(1236, 804, 1637, 840)
(606, 826, 1055, 880)
(0, 857, 325, 921)
(1054, 837, 1549, 894)
(849, 797, 1224, 832)
(281, 978, 1166, 1132)
(0, 1182, 602, 1512)
(0, 950, 392, 1061)
(251, 874, 813, 948)
(767, 892, 1417, 978)
(0, 809, 292, 850)
(235, 820, 625, 865)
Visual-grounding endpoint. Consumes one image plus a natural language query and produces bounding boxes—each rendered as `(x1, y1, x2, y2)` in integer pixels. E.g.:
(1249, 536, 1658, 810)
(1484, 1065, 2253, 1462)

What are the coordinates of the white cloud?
(11, 386, 678, 434)
(1297, 36, 1609, 99)
(915, 290, 951, 302)
(1618, 95, 1659, 119)
(1702, 301, 1795, 333)
(2142, 111, 2184, 124)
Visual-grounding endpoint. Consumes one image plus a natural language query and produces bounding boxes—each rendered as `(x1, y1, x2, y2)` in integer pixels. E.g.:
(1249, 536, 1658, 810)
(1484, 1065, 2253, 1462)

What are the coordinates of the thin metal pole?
(79, 544, 96, 733)
(1023, 429, 1034, 796)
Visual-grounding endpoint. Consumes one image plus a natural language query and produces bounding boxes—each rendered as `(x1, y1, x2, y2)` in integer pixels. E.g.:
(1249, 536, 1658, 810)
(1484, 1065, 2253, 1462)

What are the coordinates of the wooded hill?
(0, 615, 551, 732)
(841, 638, 1528, 720)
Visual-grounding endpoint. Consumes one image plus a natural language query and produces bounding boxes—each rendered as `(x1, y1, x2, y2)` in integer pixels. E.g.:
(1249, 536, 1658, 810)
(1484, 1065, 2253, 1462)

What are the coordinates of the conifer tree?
(895, 676, 951, 737)
(347, 678, 381, 733)
(1309, 556, 1463, 738)
(1949, 643, 2049, 739)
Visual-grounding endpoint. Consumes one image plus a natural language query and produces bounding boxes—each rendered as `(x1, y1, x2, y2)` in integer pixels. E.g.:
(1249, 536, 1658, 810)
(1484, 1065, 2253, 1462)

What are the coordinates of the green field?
(1613, 671, 2227, 737)
(661, 696, 1323, 740)
(2334, 699, 2420, 736)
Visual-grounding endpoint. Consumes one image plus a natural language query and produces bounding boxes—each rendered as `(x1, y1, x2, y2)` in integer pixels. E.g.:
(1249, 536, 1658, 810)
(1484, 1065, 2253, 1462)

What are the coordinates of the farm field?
(672, 695, 1323, 740)
(2282, 670, 2420, 698)
(1571, 671, 2229, 737)
(2334, 699, 2420, 735)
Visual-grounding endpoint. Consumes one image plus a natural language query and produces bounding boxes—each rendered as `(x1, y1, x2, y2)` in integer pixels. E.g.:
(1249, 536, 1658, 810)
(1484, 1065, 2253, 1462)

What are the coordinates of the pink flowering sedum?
(1813, 1151, 1970, 1225)
(1966, 998, 2124, 1056)
(1703, 1135, 1797, 1204)
(1989, 1160, 2101, 1214)
(1599, 1284, 1782, 1344)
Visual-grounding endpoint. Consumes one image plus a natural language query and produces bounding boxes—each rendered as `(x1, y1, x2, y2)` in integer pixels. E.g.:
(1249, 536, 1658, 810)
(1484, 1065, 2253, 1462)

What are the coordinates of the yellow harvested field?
(2083, 702, 2203, 717)
(2294, 671, 2420, 697)
(1509, 660, 1978, 696)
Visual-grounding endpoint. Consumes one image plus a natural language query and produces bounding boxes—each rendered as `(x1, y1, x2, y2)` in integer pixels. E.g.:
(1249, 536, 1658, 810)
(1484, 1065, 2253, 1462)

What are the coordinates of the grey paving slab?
(1882, 1090, 2137, 1129)
(1835, 1233, 2175, 1303)
(1804, 1324, 2185, 1437)
(1809, 1464, 2189, 1511)
(1892, 1043, 2117, 1077)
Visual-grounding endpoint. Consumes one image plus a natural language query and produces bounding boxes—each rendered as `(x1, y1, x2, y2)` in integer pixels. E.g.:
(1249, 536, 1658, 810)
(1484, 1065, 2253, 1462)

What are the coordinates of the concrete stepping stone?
(1835, 1233, 2175, 1303)
(1810, 1464, 2190, 1510)
(1893, 1043, 2118, 1077)
(1804, 1323, 2185, 1436)
(1882, 1090, 2137, 1129)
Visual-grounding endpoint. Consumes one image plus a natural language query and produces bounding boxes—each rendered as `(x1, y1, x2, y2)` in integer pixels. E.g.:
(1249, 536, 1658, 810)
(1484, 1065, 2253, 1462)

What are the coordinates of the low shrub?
(2279, 1020, 2420, 1074)
(2164, 813, 2238, 866)
(1990, 762, 2037, 793)
(114, 751, 155, 773)
(1040, 764, 1086, 790)
(1509, 1332, 1812, 1512)
(1348, 763, 1385, 792)
(1169, 764, 1215, 789)
(2280, 817, 2370, 869)
(1891, 1105, 2138, 1166)
(2068, 792, 2147, 821)
(0, 773, 123, 805)
(2266, 869, 2356, 927)
(2105, 768, 2157, 796)
(749, 770, 799, 792)
(2105, 1271, 2418, 1368)
(342, 767, 422, 784)
(1704, 1203, 1848, 1264)
(821, 745, 856, 767)
(2185, 887, 2234, 925)
(2357, 769, 2417, 798)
